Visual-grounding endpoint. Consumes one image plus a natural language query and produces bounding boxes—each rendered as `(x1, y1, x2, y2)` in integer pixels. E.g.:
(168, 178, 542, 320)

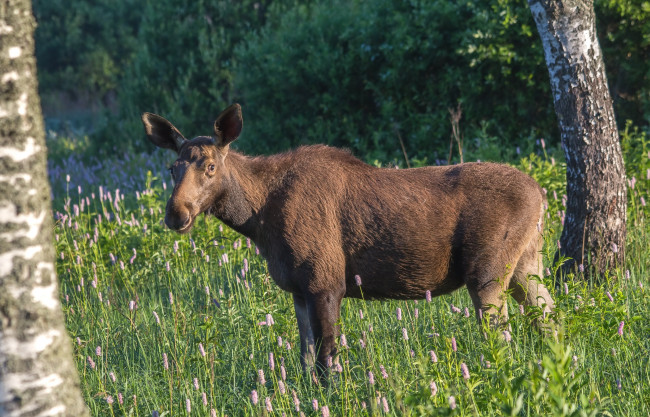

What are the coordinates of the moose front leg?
(293, 293, 316, 370)
(305, 289, 344, 378)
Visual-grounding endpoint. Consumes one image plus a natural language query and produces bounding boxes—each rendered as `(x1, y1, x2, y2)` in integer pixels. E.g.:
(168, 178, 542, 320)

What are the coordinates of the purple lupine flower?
(618, 321, 625, 336)
(380, 365, 388, 379)
(503, 330, 512, 343)
(461, 362, 470, 380)
(414, 308, 419, 319)
(129, 300, 135, 311)
(250, 390, 259, 405)
(193, 377, 199, 390)
(312, 399, 319, 411)
(152, 411, 159, 417)
(292, 390, 300, 411)
(278, 380, 286, 395)
(165, 261, 170, 272)
(354, 275, 362, 286)
(169, 292, 174, 305)
(579, 263, 584, 273)
(118, 392, 123, 405)
(360, 339, 366, 349)
(340, 334, 348, 348)
(265, 397, 273, 412)
(266, 313, 275, 326)
(430, 380, 438, 396)
(106, 395, 114, 405)
(464, 307, 470, 317)
(396, 307, 402, 320)
(199, 343, 206, 357)
(202, 392, 208, 406)
(281, 365, 287, 381)
(109, 372, 116, 383)
(258, 369, 266, 385)
(321, 405, 330, 417)
(186, 398, 191, 413)
(451, 336, 457, 352)
(163, 353, 169, 370)
(359, 309, 364, 319)
(87, 356, 96, 369)
(96, 346, 102, 357)
(430, 350, 438, 363)
(368, 371, 375, 385)
(425, 290, 432, 302)
(625, 270, 631, 280)
(382, 397, 389, 412)
(269, 352, 275, 371)
(451, 304, 461, 314)
(130, 248, 137, 264)
(564, 283, 569, 295)
(153, 311, 160, 325)
(402, 328, 408, 340)
(449, 396, 457, 410)
(243, 258, 249, 272)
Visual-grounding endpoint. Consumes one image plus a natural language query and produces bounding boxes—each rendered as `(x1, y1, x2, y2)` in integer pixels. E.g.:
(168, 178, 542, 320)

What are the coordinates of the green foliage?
(236, 0, 553, 161)
(33, 0, 139, 97)
(35, 0, 650, 159)
(90, 0, 303, 155)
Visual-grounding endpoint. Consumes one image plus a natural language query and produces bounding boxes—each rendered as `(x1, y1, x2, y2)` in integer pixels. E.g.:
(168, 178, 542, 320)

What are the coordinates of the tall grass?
(51, 134, 650, 416)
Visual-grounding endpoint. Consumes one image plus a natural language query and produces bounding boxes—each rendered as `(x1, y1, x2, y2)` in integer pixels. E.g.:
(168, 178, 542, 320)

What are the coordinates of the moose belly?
(343, 247, 464, 300)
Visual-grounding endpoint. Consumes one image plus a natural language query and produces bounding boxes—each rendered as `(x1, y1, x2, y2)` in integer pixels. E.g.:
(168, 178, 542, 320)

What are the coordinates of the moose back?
(142, 104, 555, 374)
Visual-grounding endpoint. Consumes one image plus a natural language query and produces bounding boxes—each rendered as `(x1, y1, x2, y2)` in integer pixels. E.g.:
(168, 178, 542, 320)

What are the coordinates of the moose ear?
(141, 112, 187, 153)
(213, 104, 243, 148)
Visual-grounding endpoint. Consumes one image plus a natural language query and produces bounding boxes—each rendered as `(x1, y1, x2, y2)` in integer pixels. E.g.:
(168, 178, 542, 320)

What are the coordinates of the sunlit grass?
(51, 143, 650, 416)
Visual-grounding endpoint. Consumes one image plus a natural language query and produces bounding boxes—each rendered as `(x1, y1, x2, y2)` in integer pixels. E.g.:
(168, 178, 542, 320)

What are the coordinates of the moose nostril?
(165, 211, 191, 231)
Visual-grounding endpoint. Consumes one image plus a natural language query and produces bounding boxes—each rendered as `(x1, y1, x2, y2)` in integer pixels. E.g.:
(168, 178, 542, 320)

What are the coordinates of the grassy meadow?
(50, 132, 650, 416)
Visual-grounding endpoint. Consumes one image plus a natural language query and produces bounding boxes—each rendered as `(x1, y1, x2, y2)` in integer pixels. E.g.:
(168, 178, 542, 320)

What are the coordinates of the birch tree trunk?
(0, 1, 89, 415)
(527, 0, 627, 275)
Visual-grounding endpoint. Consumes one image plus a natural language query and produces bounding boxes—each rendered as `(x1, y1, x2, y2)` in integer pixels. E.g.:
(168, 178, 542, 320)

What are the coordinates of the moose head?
(141, 104, 243, 233)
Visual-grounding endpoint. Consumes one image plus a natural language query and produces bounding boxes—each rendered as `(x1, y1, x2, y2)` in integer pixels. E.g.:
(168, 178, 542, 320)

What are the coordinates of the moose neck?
(209, 150, 284, 240)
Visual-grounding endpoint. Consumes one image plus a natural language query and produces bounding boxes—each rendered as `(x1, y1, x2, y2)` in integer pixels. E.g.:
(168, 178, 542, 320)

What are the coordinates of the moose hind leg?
(465, 264, 513, 328)
(293, 293, 316, 371)
(509, 238, 555, 315)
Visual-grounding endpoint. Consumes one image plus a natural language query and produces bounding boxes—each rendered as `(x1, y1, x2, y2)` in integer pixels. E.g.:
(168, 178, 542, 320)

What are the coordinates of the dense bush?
(34, 0, 650, 159)
(236, 0, 554, 161)
(33, 0, 139, 99)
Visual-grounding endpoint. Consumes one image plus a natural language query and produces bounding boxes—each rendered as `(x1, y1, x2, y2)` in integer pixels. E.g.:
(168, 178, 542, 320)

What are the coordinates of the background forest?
(34, 0, 649, 163)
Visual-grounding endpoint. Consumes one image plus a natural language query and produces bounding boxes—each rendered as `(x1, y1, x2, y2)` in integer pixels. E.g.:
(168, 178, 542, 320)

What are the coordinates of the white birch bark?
(0, 1, 89, 415)
(527, 0, 627, 274)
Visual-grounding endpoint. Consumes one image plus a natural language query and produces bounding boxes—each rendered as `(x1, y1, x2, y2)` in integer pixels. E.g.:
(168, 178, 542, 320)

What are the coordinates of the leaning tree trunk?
(527, 0, 627, 275)
(0, 1, 89, 415)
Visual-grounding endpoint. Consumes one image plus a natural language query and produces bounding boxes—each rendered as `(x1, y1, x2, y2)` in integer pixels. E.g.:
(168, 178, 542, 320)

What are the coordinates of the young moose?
(142, 104, 555, 375)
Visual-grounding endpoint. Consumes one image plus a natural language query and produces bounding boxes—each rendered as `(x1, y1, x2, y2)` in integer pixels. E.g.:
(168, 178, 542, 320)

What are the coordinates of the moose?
(142, 104, 555, 375)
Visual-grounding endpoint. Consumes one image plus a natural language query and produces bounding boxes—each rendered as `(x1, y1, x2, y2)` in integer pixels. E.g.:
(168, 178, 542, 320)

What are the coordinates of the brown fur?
(142, 104, 555, 375)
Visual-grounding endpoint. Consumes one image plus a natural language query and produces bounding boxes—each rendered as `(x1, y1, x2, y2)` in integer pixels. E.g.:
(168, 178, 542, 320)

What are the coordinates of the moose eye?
(207, 164, 216, 173)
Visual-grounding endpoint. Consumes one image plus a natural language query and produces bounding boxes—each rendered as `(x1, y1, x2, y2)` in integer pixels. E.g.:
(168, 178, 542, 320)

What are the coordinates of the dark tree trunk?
(527, 0, 627, 275)
(0, 1, 89, 415)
